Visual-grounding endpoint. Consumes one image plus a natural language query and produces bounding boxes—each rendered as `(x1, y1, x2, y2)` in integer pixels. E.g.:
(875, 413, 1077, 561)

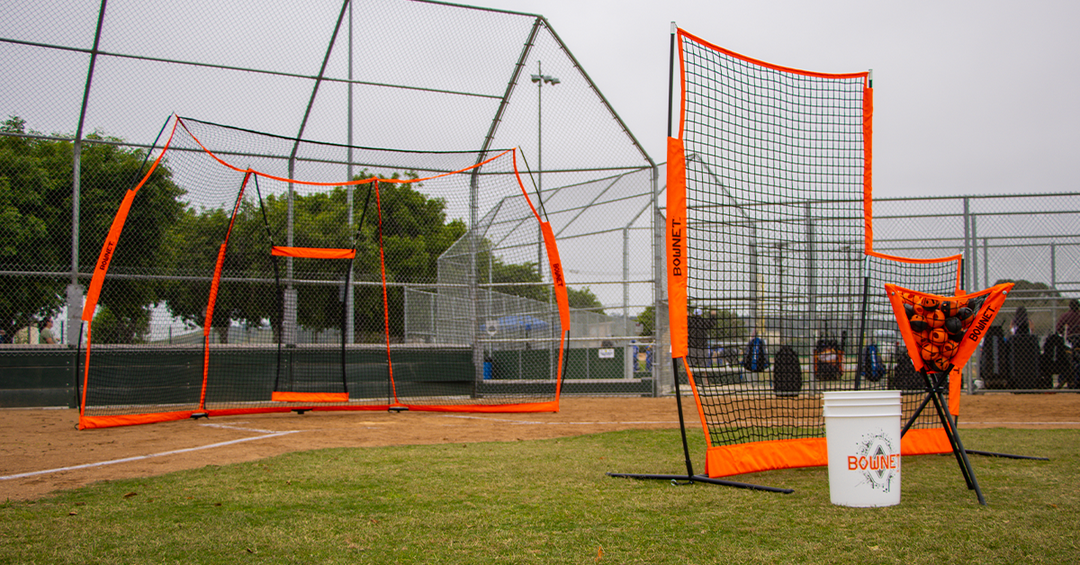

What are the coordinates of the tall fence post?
(652, 164, 669, 396)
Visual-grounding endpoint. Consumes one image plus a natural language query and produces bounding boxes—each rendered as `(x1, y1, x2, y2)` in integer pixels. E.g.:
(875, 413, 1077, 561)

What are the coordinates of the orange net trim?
(271, 246, 356, 259)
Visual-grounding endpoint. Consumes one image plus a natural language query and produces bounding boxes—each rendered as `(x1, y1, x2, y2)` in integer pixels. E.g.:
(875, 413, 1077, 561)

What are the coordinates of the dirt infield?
(2, 393, 1077, 501)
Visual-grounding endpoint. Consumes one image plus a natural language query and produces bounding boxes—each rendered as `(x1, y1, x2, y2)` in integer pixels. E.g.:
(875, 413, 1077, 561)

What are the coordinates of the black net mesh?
(675, 31, 962, 454)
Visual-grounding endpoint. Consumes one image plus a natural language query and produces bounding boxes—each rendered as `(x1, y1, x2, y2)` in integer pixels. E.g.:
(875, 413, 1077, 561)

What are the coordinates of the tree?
(706, 308, 748, 341)
(82, 132, 185, 343)
(160, 174, 470, 342)
(994, 279, 1061, 306)
(0, 117, 184, 343)
(635, 306, 656, 337)
(0, 117, 64, 339)
(486, 260, 546, 303)
(633, 305, 746, 341)
(994, 279, 1063, 334)
(566, 286, 603, 313)
(158, 205, 245, 343)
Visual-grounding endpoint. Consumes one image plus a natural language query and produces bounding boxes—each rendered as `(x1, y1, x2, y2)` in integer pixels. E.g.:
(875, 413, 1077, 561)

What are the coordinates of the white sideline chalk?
(0, 431, 301, 481)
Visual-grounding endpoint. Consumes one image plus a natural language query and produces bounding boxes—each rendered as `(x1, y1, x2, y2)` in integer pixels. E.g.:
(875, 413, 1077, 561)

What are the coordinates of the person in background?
(688, 308, 715, 366)
(1010, 306, 1030, 337)
(38, 318, 57, 344)
(1055, 300, 1080, 346)
(1054, 300, 1080, 389)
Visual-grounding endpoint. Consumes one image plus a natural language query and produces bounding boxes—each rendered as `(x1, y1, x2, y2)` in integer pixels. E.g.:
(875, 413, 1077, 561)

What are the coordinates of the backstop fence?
(2, 2, 1079, 416)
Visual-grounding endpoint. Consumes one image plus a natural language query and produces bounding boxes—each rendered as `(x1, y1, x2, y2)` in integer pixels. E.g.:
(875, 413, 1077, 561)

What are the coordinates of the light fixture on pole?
(530, 61, 559, 194)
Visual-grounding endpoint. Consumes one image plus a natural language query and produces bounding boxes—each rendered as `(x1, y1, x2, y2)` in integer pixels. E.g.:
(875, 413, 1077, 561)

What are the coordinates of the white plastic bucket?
(823, 390, 902, 507)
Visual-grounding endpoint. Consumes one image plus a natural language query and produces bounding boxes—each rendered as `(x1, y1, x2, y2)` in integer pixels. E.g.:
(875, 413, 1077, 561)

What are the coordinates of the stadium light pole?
(531, 62, 559, 280)
(532, 62, 559, 354)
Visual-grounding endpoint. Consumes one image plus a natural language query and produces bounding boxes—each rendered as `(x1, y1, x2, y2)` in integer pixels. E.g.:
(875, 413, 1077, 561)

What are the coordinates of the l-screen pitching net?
(78, 116, 569, 429)
(668, 29, 962, 477)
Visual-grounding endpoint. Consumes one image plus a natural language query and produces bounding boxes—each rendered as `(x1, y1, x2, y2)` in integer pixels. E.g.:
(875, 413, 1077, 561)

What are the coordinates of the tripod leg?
(925, 372, 986, 505)
(938, 398, 986, 505)
(927, 384, 974, 490)
(900, 389, 934, 437)
(672, 357, 696, 483)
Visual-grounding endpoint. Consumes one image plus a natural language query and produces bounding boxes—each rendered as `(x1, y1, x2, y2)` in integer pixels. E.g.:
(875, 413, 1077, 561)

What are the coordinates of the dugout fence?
(1, 0, 665, 416)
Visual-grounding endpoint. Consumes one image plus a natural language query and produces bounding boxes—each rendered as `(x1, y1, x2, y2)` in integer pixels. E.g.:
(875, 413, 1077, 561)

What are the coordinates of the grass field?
(1, 427, 1077, 564)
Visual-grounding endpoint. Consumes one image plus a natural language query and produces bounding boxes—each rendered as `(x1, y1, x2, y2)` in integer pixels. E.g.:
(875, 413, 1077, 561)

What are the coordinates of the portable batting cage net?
(659, 27, 964, 484)
(76, 116, 569, 429)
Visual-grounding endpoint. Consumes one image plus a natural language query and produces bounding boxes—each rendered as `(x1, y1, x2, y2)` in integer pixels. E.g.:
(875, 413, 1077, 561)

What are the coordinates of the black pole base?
(966, 449, 1050, 461)
(607, 472, 794, 494)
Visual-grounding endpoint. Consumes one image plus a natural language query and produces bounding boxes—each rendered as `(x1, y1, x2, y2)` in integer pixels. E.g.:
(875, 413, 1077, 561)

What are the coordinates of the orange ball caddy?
(883, 281, 1014, 505)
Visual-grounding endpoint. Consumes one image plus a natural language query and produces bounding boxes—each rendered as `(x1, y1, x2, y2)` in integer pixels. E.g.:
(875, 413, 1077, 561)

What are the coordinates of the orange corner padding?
(79, 410, 196, 430)
(704, 428, 952, 478)
(540, 221, 571, 329)
(667, 136, 688, 358)
(900, 427, 952, 456)
(706, 438, 828, 478)
(271, 246, 356, 259)
(271, 391, 350, 403)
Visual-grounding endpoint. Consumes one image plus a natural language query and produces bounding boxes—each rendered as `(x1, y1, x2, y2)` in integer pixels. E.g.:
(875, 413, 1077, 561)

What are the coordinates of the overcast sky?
(474, 0, 1080, 199)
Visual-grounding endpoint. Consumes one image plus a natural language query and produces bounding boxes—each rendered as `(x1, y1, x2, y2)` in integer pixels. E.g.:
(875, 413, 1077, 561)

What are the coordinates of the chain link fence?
(1, 0, 664, 408)
(872, 193, 1080, 391)
(3, 1, 1077, 408)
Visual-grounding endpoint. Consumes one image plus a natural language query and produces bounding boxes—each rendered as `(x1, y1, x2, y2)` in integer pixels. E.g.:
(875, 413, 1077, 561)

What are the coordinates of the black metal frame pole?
(674, 358, 696, 481)
(965, 450, 1049, 461)
(853, 273, 871, 390)
(925, 370, 979, 495)
(607, 357, 794, 494)
(607, 472, 796, 494)
(606, 22, 791, 496)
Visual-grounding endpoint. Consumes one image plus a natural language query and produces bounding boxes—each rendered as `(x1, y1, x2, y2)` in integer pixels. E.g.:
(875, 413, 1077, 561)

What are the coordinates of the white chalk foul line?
(0, 430, 301, 481)
(198, 422, 283, 434)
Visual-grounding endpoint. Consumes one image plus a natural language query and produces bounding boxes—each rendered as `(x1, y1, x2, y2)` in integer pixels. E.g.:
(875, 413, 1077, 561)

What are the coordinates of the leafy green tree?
(84, 134, 185, 343)
(709, 308, 748, 341)
(90, 305, 151, 345)
(994, 279, 1062, 333)
(161, 175, 470, 342)
(158, 205, 254, 344)
(486, 260, 546, 303)
(0, 117, 64, 339)
(994, 279, 1061, 305)
(633, 305, 745, 341)
(0, 117, 184, 343)
(635, 306, 656, 337)
(477, 244, 594, 309)
(566, 286, 603, 313)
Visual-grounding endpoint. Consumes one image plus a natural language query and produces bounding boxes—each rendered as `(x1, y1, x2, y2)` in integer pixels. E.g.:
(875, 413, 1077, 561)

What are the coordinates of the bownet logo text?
(848, 453, 900, 472)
